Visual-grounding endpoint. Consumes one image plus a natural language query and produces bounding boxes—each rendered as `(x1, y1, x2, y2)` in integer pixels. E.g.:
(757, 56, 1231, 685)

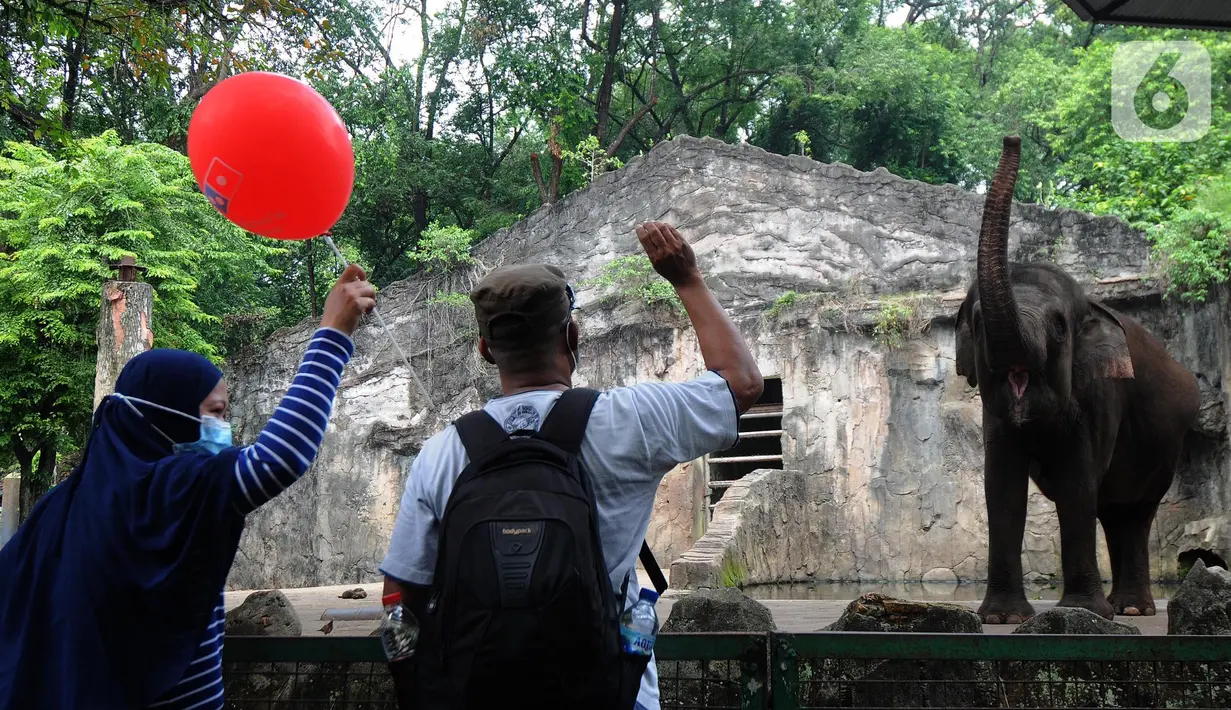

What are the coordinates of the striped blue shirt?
(146, 327, 353, 710)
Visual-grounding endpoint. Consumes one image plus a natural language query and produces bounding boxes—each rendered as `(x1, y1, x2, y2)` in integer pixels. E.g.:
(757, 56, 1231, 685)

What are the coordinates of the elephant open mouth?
(1008, 368, 1029, 399)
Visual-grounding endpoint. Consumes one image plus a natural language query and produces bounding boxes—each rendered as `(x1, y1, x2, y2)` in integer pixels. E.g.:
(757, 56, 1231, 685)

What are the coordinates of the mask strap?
(112, 393, 195, 448)
(560, 311, 578, 374)
(114, 393, 203, 424)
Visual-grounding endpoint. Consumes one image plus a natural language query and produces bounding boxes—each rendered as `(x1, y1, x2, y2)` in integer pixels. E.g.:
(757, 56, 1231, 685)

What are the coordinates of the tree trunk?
(413, 189, 430, 234)
(60, 0, 92, 133)
(94, 280, 155, 411)
(16, 441, 57, 524)
(19, 441, 58, 518)
(593, 0, 628, 147)
(13, 446, 33, 523)
(531, 154, 549, 204)
(1, 472, 19, 547)
(530, 123, 565, 205)
(413, 0, 429, 134)
(424, 0, 470, 140)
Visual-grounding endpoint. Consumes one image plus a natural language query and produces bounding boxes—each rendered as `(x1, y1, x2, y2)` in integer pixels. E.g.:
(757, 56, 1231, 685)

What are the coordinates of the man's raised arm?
(636, 221, 763, 412)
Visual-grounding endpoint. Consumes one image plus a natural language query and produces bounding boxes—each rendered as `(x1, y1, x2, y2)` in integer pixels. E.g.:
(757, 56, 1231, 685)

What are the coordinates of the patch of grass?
(641, 280, 679, 307)
(583, 255, 684, 312)
(719, 555, 748, 588)
(768, 290, 801, 319)
(873, 298, 917, 349)
(427, 290, 471, 309)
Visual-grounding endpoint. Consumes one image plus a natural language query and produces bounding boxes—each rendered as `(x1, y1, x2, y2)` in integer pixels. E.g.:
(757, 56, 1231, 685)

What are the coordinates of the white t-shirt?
(380, 371, 740, 710)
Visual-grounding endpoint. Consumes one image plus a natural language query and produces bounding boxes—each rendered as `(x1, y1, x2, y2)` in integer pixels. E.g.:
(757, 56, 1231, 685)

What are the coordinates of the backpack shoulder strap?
(540, 388, 671, 595)
(640, 542, 668, 595)
(537, 387, 601, 454)
(454, 410, 510, 463)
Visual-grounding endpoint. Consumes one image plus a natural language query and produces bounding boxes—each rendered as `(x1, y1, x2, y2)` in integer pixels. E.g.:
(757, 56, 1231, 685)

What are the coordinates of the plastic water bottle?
(620, 588, 659, 656)
(380, 592, 418, 662)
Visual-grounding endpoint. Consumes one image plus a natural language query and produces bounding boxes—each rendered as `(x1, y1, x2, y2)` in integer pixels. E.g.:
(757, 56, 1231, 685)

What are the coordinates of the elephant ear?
(955, 299, 977, 387)
(1076, 299, 1134, 381)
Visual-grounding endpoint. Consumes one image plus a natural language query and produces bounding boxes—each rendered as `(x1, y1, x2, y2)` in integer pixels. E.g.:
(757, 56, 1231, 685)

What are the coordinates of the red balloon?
(187, 72, 354, 240)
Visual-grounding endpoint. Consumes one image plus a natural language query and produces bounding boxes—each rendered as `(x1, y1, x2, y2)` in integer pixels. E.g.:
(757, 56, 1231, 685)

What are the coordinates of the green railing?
(223, 633, 1231, 709)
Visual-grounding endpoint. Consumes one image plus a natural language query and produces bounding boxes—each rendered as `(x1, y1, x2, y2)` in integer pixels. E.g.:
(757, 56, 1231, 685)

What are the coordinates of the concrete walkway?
(224, 584, 1171, 637)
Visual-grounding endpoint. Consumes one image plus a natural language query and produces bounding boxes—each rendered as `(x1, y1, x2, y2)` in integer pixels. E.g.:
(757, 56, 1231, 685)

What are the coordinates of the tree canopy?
(0, 130, 280, 510)
(2, 0, 1230, 512)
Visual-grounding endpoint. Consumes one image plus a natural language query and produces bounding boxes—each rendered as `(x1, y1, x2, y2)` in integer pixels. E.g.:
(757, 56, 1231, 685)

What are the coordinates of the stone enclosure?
(224, 136, 1231, 592)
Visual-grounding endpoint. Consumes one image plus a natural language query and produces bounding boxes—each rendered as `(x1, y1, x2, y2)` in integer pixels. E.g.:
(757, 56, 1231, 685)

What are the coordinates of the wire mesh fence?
(656, 633, 768, 709)
(224, 637, 396, 710)
(775, 633, 1231, 710)
(222, 632, 1231, 710)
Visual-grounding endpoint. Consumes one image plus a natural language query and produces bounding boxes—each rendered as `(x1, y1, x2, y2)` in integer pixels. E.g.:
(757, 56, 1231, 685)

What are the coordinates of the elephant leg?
(1099, 511, 1124, 601)
(1055, 491, 1114, 619)
(977, 441, 1035, 625)
(1104, 503, 1158, 616)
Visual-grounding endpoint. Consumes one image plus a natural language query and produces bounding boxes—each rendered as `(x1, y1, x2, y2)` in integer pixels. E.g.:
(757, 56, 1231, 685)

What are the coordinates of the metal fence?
(223, 633, 1231, 710)
(773, 633, 1231, 710)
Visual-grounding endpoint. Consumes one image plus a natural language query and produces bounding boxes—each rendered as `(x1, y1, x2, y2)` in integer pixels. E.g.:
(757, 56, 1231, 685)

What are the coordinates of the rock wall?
(224, 136, 1230, 590)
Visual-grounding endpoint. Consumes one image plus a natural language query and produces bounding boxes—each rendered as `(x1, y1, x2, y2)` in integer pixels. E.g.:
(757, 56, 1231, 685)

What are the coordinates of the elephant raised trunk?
(977, 135, 1028, 372)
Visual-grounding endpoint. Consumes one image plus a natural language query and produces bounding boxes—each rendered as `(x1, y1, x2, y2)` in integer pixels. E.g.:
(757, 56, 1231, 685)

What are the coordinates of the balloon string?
(320, 235, 433, 407)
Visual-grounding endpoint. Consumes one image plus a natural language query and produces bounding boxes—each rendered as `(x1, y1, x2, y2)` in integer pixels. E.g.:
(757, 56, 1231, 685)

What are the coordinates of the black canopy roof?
(1062, 0, 1231, 30)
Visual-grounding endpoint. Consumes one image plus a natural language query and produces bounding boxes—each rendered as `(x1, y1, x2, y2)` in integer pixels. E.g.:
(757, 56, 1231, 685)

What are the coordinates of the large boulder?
(223, 590, 305, 705)
(222, 591, 396, 707)
(658, 589, 774, 709)
(225, 589, 303, 636)
(1002, 607, 1145, 707)
(1012, 607, 1141, 636)
(661, 587, 776, 632)
(822, 593, 983, 633)
(807, 595, 993, 708)
(1168, 559, 1231, 635)
(1161, 560, 1231, 707)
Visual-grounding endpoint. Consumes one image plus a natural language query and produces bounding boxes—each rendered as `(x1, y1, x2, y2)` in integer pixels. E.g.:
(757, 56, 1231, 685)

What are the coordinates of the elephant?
(954, 135, 1201, 623)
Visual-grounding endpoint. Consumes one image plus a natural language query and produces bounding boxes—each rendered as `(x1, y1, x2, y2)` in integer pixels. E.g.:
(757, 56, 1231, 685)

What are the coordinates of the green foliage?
(0, 132, 278, 500)
(0, 132, 276, 358)
(793, 131, 812, 158)
(768, 290, 805, 319)
(0, 0, 320, 146)
(1148, 173, 1231, 302)
(472, 212, 524, 240)
(873, 298, 917, 350)
(408, 223, 477, 273)
(586, 256, 683, 312)
(754, 23, 983, 187)
(427, 290, 472, 309)
(561, 135, 623, 185)
(1010, 32, 1231, 223)
(6, 0, 1231, 512)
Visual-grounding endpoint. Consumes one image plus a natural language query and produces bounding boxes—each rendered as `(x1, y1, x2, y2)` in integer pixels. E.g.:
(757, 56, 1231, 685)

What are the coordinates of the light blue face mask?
(176, 416, 234, 456)
(113, 393, 234, 455)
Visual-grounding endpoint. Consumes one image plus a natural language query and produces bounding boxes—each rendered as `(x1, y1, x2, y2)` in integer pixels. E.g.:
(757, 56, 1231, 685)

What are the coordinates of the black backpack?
(411, 388, 667, 710)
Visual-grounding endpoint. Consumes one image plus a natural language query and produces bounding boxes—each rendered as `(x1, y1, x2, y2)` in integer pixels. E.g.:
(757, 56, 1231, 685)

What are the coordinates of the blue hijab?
(0, 349, 245, 709)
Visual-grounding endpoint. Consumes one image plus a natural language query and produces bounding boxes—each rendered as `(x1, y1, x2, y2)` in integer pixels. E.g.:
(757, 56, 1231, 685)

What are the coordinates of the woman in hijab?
(0, 264, 377, 710)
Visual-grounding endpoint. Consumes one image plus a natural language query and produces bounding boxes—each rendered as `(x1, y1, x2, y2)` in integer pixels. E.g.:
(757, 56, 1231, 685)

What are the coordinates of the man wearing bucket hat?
(380, 221, 763, 710)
